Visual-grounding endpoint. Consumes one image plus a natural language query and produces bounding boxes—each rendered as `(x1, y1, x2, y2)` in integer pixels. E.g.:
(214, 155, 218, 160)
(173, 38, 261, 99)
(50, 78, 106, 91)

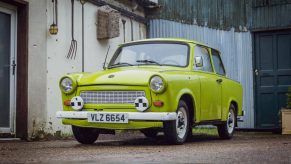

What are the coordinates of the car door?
(211, 49, 227, 119)
(193, 45, 222, 121)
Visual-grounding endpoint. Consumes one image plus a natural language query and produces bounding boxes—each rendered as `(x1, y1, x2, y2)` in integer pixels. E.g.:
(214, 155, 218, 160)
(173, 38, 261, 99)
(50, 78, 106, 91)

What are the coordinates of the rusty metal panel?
(149, 0, 291, 31)
(253, 0, 291, 7)
(252, 3, 291, 30)
(149, 0, 249, 31)
(149, 19, 254, 128)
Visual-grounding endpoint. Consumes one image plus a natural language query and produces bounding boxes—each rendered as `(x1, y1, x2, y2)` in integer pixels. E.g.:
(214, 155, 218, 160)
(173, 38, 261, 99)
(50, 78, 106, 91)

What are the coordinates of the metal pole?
(122, 19, 126, 43)
(82, 2, 84, 72)
(130, 16, 133, 41)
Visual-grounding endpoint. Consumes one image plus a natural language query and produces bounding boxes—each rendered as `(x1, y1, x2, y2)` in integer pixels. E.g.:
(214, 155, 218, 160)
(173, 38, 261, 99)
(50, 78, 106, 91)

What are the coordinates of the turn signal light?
(153, 101, 164, 107)
(64, 100, 71, 106)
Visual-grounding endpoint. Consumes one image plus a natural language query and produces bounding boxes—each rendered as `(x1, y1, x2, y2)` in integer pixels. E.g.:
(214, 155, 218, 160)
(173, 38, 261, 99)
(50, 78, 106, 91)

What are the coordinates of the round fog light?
(134, 97, 149, 112)
(70, 96, 84, 111)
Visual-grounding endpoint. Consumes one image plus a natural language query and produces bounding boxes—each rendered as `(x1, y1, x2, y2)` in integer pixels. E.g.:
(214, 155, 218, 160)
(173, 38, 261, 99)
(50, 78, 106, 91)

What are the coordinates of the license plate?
(87, 113, 128, 124)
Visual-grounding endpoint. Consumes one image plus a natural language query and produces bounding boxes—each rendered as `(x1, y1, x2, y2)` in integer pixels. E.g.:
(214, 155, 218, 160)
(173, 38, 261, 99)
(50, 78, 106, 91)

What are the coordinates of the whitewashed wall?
(149, 19, 254, 128)
(28, 0, 146, 138)
(28, 0, 48, 138)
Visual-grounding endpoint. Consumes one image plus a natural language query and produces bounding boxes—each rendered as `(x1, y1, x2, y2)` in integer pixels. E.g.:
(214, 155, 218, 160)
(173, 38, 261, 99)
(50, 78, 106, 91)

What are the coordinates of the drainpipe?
(122, 19, 126, 43)
(130, 17, 133, 41)
(130, 1, 138, 41)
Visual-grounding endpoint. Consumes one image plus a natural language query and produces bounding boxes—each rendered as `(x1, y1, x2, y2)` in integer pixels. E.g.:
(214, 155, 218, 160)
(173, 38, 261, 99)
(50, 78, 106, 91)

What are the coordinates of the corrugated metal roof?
(149, 19, 255, 128)
(147, 0, 291, 31)
(148, 0, 249, 31)
(252, 3, 291, 30)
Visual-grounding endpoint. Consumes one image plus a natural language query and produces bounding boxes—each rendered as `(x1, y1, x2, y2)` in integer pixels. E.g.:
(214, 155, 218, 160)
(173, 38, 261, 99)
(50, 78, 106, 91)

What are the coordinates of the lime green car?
(56, 38, 243, 144)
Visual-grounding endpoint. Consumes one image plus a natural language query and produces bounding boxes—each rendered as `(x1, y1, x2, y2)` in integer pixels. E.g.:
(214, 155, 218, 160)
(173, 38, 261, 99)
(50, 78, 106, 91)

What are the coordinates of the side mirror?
(195, 56, 203, 67)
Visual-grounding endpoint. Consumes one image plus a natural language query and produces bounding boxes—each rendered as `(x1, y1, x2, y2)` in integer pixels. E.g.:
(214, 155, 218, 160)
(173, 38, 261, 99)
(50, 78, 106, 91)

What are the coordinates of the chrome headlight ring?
(149, 75, 166, 93)
(59, 76, 77, 94)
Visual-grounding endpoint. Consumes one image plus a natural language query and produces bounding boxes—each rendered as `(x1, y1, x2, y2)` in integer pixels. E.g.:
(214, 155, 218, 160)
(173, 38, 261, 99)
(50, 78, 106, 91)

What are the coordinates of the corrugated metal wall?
(149, 19, 254, 128)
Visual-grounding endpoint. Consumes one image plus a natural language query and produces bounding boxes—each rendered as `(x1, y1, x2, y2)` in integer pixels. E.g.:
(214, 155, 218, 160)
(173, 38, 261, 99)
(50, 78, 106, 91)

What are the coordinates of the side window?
(193, 46, 213, 72)
(212, 49, 226, 76)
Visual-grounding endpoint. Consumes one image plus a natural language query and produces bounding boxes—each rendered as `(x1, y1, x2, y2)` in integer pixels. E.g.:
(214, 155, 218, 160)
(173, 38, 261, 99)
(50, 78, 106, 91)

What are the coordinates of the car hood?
(77, 67, 167, 86)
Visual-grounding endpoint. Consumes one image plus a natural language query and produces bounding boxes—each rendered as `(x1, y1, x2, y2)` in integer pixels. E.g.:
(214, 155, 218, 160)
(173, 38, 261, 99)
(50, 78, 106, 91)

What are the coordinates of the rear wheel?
(164, 100, 190, 144)
(72, 126, 99, 144)
(217, 104, 236, 139)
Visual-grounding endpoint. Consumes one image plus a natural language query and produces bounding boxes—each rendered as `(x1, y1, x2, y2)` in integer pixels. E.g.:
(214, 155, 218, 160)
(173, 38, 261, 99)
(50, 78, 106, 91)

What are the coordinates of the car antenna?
(103, 45, 110, 70)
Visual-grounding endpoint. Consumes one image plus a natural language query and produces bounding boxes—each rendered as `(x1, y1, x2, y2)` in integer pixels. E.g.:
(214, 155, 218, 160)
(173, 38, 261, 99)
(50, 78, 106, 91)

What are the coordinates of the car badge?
(108, 74, 115, 78)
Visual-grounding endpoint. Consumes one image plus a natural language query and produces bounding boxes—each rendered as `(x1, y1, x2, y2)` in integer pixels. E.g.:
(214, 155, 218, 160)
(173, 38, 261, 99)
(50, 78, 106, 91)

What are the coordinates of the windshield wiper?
(136, 60, 161, 66)
(109, 62, 133, 68)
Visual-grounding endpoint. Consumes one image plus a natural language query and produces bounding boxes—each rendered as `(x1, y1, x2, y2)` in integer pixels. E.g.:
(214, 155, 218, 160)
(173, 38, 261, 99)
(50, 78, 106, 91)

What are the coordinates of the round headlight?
(60, 77, 75, 93)
(150, 75, 166, 93)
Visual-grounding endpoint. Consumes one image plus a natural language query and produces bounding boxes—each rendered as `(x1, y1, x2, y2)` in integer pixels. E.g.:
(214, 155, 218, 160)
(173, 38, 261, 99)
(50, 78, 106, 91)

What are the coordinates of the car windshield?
(108, 43, 189, 68)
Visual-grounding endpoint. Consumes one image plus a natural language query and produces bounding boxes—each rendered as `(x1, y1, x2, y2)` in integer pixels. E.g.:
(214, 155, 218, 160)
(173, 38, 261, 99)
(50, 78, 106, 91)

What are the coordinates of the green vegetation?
(192, 127, 218, 135)
(30, 130, 73, 141)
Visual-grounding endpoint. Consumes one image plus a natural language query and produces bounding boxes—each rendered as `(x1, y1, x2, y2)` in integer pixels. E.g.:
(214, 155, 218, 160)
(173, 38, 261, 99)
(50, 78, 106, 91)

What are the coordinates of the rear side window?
(212, 49, 226, 76)
(193, 46, 213, 72)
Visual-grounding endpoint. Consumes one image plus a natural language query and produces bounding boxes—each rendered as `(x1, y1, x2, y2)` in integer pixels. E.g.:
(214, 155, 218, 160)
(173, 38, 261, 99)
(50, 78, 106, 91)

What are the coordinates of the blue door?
(254, 30, 291, 129)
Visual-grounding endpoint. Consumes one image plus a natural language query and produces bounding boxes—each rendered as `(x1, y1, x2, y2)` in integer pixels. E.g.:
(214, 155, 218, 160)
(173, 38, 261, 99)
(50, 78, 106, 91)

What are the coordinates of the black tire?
(217, 104, 236, 139)
(164, 100, 190, 145)
(141, 129, 159, 138)
(72, 125, 99, 144)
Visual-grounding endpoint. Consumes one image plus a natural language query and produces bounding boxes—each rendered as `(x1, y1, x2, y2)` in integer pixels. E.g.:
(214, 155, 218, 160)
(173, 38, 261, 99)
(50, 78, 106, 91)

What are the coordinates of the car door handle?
(216, 79, 223, 83)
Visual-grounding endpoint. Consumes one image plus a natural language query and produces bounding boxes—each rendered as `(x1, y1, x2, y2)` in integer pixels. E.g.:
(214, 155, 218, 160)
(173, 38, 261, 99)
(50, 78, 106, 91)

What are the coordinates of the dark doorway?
(0, 0, 28, 139)
(254, 30, 291, 129)
(0, 6, 15, 133)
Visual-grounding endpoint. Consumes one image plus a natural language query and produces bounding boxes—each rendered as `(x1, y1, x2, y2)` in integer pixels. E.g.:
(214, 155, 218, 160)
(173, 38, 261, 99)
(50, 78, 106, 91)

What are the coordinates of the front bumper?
(56, 111, 177, 121)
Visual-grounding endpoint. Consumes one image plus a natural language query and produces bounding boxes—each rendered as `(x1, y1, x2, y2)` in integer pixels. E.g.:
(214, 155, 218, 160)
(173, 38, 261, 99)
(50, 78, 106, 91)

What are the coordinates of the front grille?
(80, 91, 146, 104)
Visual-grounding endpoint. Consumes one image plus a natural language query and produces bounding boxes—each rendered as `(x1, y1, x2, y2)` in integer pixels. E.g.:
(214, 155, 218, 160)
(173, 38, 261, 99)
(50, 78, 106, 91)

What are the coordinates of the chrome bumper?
(56, 111, 177, 121)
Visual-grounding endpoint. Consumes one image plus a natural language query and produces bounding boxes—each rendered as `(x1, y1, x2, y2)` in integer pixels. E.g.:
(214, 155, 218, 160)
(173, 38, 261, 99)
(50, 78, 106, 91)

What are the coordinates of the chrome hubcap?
(176, 107, 188, 138)
(227, 110, 235, 134)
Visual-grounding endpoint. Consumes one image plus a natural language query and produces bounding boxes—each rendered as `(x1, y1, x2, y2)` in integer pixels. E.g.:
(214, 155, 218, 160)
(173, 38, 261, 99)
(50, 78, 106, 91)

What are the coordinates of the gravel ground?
(0, 131, 291, 163)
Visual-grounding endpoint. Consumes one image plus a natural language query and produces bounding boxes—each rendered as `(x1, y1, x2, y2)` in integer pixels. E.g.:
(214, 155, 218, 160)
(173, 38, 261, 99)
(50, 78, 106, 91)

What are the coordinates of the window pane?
(194, 46, 213, 72)
(212, 49, 225, 75)
(0, 12, 11, 127)
(110, 43, 189, 67)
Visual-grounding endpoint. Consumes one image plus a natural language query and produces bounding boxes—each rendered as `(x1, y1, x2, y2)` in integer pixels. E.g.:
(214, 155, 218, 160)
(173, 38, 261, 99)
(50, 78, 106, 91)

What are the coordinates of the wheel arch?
(230, 100, 238, 114)
(230, 100, 238, 127)
(222, 98, 240, 121)
(179, 93, 196, 124)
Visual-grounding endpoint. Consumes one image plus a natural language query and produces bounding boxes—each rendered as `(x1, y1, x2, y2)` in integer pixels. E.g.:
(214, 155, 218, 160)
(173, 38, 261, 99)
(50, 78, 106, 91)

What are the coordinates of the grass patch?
(192, 127, 218, 136)
(114, 128, 218, 136)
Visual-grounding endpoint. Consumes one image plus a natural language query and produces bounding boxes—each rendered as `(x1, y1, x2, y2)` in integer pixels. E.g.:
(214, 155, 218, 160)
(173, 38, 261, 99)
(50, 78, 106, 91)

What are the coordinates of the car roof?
(120, 38, 220, 53)
(122, 38, 204, 47)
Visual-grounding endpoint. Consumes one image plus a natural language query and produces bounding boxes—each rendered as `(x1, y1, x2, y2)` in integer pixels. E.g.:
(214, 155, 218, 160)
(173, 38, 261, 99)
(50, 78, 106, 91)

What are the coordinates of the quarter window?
(212, 49, 226, 76)
(193, 46, 213, 72)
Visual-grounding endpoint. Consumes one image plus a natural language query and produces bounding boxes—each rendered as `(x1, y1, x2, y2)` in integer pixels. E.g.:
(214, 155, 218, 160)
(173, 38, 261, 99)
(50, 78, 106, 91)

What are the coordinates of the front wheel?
(164, 100, 190, 144)
(217, 104, 236, 139)
(72, 126, 99, 144)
